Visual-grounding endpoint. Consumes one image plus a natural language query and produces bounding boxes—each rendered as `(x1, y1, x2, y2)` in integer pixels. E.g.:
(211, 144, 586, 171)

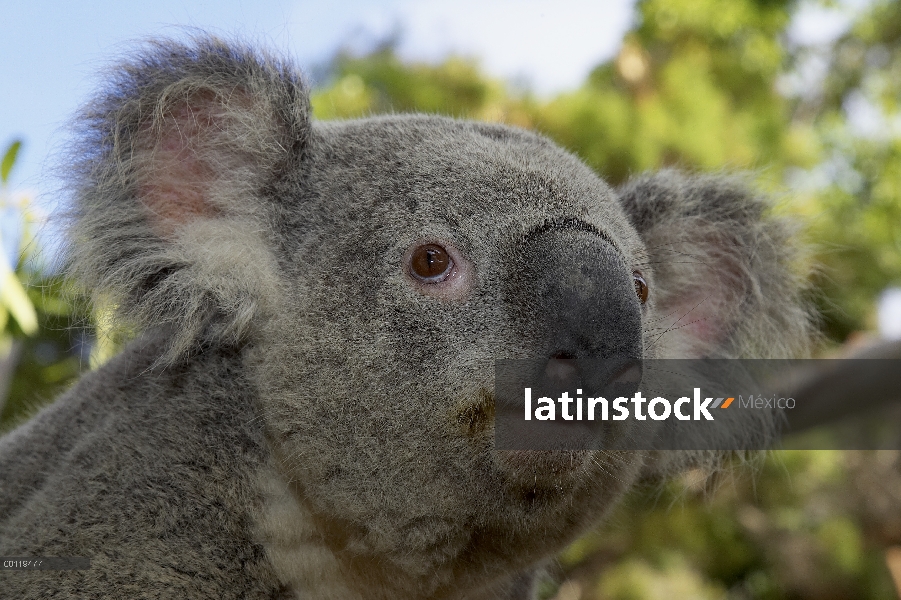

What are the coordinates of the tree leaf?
(0, 261, 37, 335)
(1, 140, 22, 184)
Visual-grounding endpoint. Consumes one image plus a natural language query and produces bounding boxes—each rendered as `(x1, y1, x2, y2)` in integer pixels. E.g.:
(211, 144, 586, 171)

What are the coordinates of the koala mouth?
(451, 387, 604, 483)
(455, 359, 642, 479)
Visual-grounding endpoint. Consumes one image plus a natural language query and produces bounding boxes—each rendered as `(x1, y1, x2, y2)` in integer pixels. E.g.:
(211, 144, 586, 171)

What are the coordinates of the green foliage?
(1, 141, 22, 184)
(539, 0, 808, 184)
(0, 141, 91, 431)
(0, 275, 91, 429)
(314, 48, 500, 119)
(311, 49, 534, 129)
(785, 0, 901, 340)
(543, 451, 898, 599)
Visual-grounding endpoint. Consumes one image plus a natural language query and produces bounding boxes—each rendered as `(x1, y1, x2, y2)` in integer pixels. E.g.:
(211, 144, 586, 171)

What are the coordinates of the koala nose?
(506, 223, 643, 362)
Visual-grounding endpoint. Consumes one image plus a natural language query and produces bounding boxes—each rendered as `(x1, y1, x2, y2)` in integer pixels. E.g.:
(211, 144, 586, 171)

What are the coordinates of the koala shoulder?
(0, 335, 287, 597)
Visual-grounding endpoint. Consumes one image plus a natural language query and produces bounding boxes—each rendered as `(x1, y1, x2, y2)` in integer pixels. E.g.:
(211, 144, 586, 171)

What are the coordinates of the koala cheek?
(403, 241, 476, 301)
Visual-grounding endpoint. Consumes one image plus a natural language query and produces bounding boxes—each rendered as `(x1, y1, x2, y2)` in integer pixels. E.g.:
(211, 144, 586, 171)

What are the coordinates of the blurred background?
(3, 0, 901, 597)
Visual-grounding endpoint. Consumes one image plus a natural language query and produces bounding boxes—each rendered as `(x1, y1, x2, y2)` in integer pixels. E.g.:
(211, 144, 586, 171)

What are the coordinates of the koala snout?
(505, 223, 643, 363)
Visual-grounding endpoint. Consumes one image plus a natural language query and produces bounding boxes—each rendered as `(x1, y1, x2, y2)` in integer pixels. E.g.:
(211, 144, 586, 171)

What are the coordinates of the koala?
(0, 36, 812, 599)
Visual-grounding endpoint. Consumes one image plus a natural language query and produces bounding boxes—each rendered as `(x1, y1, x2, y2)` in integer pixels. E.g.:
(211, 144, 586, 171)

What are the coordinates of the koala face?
(0, 36, 812, 599)
(251, 117, 654, 583)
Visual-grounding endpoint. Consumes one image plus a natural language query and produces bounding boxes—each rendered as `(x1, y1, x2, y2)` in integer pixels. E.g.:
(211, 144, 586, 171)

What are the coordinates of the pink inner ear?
(139, 98, 222, 235)
(661, 297, 726, 354)
(654, 236, 748, 357)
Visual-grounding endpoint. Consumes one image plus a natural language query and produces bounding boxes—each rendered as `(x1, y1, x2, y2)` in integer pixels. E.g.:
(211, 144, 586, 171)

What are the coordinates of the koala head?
(57, 36, 812, 597)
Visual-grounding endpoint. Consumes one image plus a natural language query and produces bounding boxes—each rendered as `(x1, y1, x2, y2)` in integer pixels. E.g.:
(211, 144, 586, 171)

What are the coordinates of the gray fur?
(0, 35, 813, 599)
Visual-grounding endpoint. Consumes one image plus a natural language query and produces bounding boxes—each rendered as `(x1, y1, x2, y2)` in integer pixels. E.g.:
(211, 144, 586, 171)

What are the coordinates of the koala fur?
(0, 36, 812, 599)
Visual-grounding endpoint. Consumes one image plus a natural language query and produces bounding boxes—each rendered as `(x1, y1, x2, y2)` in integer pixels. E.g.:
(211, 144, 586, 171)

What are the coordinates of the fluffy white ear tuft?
(65, 36, 311, 361)
(618, 170, 814, 360)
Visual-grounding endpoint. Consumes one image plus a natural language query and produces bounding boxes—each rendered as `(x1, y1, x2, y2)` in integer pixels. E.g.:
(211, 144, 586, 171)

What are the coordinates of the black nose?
(505, 224, 643, 362)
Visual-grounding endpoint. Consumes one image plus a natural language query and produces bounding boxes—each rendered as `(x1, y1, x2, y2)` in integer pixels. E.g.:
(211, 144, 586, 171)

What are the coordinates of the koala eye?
(633, 270, 649, 304)
(410, 244, 454, 283)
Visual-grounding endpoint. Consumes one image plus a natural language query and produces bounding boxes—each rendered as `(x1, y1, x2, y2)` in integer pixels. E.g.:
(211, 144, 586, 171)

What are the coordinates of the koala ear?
(65, 36, 311, 362)
(617, 170, 813, 359)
